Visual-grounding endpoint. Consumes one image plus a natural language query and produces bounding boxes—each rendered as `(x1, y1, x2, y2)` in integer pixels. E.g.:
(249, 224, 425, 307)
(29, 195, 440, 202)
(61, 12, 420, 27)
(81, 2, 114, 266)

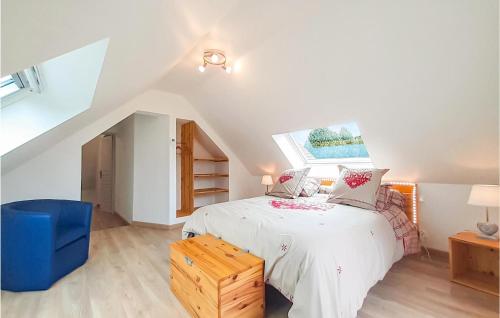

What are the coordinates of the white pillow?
(268, 167, 311, 199)
(300, 177, 320, 197)
(327, 165, 389, 210)
(318, 184, 334, 194)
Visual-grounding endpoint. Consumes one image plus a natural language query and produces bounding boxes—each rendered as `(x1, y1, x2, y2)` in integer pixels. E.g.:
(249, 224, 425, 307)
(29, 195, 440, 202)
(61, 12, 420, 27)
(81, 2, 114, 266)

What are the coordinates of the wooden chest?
(169, 234, 265, 318)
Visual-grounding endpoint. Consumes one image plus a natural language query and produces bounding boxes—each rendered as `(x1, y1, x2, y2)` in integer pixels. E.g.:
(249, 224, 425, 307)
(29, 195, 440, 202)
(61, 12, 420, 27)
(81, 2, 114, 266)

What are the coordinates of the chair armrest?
(59, 200, 93, 231)
(1, 208, 57, 262)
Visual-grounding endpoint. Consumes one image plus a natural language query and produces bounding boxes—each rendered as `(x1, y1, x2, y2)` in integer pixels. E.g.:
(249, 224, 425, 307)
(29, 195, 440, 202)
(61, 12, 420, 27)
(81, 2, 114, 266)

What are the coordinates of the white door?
(97, 135, 114, 212)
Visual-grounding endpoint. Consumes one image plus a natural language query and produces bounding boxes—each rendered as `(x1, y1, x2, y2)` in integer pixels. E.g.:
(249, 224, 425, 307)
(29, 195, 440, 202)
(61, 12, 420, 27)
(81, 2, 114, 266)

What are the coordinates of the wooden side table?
(449, 231, 499, 296)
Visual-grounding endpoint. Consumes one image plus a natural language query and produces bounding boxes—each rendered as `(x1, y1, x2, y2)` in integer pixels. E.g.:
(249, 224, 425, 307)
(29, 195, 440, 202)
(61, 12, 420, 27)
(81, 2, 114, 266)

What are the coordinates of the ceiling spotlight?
(197, 49, 232, 74)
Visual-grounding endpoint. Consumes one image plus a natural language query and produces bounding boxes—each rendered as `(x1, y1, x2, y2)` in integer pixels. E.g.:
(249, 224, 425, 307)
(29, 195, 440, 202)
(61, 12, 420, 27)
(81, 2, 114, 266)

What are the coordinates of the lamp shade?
(261, 175, 273, 186)
(467, 185, 500, 207)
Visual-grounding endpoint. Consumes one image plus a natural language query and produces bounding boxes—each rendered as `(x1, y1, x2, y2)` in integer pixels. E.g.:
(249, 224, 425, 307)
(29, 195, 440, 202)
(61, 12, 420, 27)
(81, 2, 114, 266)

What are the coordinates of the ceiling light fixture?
(198, 49, 231, 74)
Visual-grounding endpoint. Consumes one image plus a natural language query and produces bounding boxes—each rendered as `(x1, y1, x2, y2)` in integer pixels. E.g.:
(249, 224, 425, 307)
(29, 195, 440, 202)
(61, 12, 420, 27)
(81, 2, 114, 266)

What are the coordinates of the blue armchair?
(1, 199, 93, 291)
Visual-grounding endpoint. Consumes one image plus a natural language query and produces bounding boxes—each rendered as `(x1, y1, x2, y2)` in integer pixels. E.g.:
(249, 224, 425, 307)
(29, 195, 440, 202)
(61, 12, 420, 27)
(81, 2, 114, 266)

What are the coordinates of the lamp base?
(477, 222, 499, 239)
(476, 233, 499, 241)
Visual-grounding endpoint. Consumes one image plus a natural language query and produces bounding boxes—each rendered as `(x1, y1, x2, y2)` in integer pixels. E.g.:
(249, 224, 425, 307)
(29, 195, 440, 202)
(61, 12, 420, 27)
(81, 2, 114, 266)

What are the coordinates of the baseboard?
(423, 247, 449, 262)
(113, 211, 131, 224)
(131, 221, 184, 230)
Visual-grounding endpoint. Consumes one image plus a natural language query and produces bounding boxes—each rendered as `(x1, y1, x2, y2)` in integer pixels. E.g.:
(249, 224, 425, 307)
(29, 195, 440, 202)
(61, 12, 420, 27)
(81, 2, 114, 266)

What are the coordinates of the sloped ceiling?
(1, 0, 241, 172)
(158, 0, 499, 184)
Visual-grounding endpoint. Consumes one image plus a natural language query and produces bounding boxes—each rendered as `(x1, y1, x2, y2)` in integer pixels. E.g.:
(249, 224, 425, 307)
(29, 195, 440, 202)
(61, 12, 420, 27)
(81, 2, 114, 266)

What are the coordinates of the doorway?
(81, 133, 127, 231)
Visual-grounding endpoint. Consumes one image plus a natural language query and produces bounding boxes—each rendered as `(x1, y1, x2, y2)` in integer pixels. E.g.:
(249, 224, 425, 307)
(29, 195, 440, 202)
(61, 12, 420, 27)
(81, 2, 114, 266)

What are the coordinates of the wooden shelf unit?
(177, 120, 229, 218)
(194, 158, 228, 162)
(194, 173, 229, 178)
(194, 187, 229, 195)
(449, 231, 499, 296)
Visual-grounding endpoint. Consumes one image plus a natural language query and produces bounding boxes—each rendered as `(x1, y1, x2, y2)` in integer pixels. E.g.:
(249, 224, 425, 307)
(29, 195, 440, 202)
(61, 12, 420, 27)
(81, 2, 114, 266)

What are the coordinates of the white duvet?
(182, 195, 403, 318)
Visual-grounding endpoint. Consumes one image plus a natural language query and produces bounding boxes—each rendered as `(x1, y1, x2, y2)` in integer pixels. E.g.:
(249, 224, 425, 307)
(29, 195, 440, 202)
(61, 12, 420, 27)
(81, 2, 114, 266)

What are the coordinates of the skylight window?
(0, 67, 41, 106)
(0, 75, 21, 98)
(273, 122, 373, 176)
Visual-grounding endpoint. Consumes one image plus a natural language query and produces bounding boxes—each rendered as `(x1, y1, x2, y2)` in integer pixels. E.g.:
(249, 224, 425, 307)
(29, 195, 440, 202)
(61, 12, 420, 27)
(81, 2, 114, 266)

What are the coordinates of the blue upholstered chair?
(1, 199, 93, 291)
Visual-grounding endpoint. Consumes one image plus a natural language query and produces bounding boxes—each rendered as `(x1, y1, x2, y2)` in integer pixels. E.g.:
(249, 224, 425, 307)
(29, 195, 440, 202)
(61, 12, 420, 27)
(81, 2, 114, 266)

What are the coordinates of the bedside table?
(449, 231, 499, 296)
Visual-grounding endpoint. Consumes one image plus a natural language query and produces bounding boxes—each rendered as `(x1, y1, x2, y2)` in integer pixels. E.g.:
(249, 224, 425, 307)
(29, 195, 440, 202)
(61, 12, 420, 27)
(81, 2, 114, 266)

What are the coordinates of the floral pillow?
(326, 165, 389, 209)
(300, 177, 320, 197)
(268, 167, 311, 199)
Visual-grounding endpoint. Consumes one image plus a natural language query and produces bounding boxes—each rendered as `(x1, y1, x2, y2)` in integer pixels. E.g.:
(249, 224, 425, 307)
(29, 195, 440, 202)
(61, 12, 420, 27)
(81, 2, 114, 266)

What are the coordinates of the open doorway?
(81, 113, 171, 230)
(81, 133, 127, 231)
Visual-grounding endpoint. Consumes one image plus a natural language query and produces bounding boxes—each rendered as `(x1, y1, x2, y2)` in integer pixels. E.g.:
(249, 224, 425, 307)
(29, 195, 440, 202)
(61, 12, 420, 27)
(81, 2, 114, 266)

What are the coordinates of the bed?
(182, 183, 419, 318)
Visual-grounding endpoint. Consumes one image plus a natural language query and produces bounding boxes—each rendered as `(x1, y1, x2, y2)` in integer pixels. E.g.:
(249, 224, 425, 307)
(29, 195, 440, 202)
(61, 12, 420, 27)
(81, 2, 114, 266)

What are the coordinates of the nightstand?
(449, 231, 499, 296)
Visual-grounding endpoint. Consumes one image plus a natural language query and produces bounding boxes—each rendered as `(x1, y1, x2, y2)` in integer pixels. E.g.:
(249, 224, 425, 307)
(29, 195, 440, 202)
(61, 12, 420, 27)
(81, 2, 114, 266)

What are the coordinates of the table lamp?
(467, 184, 500, 239)
(261, 175, 273, 194)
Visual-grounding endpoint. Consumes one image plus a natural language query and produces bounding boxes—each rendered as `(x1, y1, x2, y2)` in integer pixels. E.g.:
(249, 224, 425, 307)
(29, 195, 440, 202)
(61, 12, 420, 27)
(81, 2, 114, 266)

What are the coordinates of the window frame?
(1, 67, 41, 108)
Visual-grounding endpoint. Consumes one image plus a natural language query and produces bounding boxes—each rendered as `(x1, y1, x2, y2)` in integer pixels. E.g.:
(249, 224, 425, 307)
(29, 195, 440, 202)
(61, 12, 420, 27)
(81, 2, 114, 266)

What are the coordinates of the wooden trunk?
(170, 234, 265, 318)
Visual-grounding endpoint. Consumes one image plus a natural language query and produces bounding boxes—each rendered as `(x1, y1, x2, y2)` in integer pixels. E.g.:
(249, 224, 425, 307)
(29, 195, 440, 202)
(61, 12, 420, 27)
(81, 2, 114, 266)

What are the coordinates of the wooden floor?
(91, 207, 129, 231)
(1, 225, 498, 318)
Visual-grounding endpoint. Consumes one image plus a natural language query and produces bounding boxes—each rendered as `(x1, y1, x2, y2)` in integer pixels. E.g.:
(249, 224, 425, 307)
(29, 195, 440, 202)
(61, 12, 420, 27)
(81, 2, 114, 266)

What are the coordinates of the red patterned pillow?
(375, 185, 416, 240)
(375, 184, 405, 211)
(326, 165, 389, 209)
(268, 167, 311, 199)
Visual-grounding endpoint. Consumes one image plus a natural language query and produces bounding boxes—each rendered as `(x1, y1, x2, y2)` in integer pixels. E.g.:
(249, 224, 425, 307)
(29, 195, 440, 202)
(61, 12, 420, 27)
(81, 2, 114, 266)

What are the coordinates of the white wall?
(419, 183, 499, 251)
(132, 114, 170, 224)
(2, 93, 496, 249)
(1, 90, 262, 225)
(112, 115, 135, 222)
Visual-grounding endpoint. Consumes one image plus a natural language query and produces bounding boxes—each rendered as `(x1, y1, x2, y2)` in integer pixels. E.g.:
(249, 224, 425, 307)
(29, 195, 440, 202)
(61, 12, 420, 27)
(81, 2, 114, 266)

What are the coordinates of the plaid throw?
(375, 185, 420, 255)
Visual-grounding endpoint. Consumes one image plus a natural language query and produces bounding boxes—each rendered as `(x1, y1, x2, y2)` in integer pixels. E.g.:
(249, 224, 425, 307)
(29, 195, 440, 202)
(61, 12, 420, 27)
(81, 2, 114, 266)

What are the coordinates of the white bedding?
(182, 194, 403, 318)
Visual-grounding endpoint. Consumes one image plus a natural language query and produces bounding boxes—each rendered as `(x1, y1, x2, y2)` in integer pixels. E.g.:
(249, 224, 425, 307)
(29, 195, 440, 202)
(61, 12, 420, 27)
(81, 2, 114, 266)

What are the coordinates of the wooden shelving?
(452, 272, 499, 296)
(176, 209, 192, 218)
(194, 158, 228, 162)
(449, 231, 499, 296)
(177, 120, 229, 219)
(194, 187, 229, 195)
(194, 173, 229, 178)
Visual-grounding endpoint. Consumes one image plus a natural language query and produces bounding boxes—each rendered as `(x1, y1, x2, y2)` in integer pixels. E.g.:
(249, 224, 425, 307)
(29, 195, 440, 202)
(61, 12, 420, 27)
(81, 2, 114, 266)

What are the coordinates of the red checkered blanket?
(375, 185, 420, 255)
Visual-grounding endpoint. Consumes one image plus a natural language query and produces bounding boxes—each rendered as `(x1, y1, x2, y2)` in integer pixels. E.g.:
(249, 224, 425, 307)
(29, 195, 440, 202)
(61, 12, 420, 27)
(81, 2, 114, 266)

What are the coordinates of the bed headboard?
(319, 179, 419, 227)
(386, 182, 418, 227)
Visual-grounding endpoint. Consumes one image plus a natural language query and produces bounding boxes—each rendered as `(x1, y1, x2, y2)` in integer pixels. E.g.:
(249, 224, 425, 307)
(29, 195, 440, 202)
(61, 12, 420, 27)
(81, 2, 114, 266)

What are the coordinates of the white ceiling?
(2, 0, 498, 185)
(159, 0, 499, 184)
(1, 0, 240, 172)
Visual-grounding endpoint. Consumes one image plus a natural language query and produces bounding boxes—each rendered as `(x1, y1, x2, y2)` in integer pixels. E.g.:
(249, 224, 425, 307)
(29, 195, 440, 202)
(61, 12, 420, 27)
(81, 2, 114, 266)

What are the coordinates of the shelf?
(194, 173, 229, 178)
(176, 209, 192, 218)
(452, 271, 499, 296)
(194, 158, 228, 162)
(194, 187, 229, 195)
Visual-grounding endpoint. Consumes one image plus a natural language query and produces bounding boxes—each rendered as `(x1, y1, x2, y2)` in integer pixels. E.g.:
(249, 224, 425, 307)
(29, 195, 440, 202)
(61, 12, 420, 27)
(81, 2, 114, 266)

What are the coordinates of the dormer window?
(273, 122, 373, 177)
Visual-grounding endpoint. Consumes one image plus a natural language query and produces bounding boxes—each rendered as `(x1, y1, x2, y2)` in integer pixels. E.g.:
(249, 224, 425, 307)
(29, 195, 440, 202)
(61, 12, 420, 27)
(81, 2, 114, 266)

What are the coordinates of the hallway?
(91, 207, 128, 231)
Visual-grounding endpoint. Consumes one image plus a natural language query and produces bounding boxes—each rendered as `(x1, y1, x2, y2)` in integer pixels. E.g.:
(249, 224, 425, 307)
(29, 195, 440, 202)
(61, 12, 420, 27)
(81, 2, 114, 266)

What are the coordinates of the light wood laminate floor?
(91, 207, 129, 231)
(1, 225, 498, 318)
